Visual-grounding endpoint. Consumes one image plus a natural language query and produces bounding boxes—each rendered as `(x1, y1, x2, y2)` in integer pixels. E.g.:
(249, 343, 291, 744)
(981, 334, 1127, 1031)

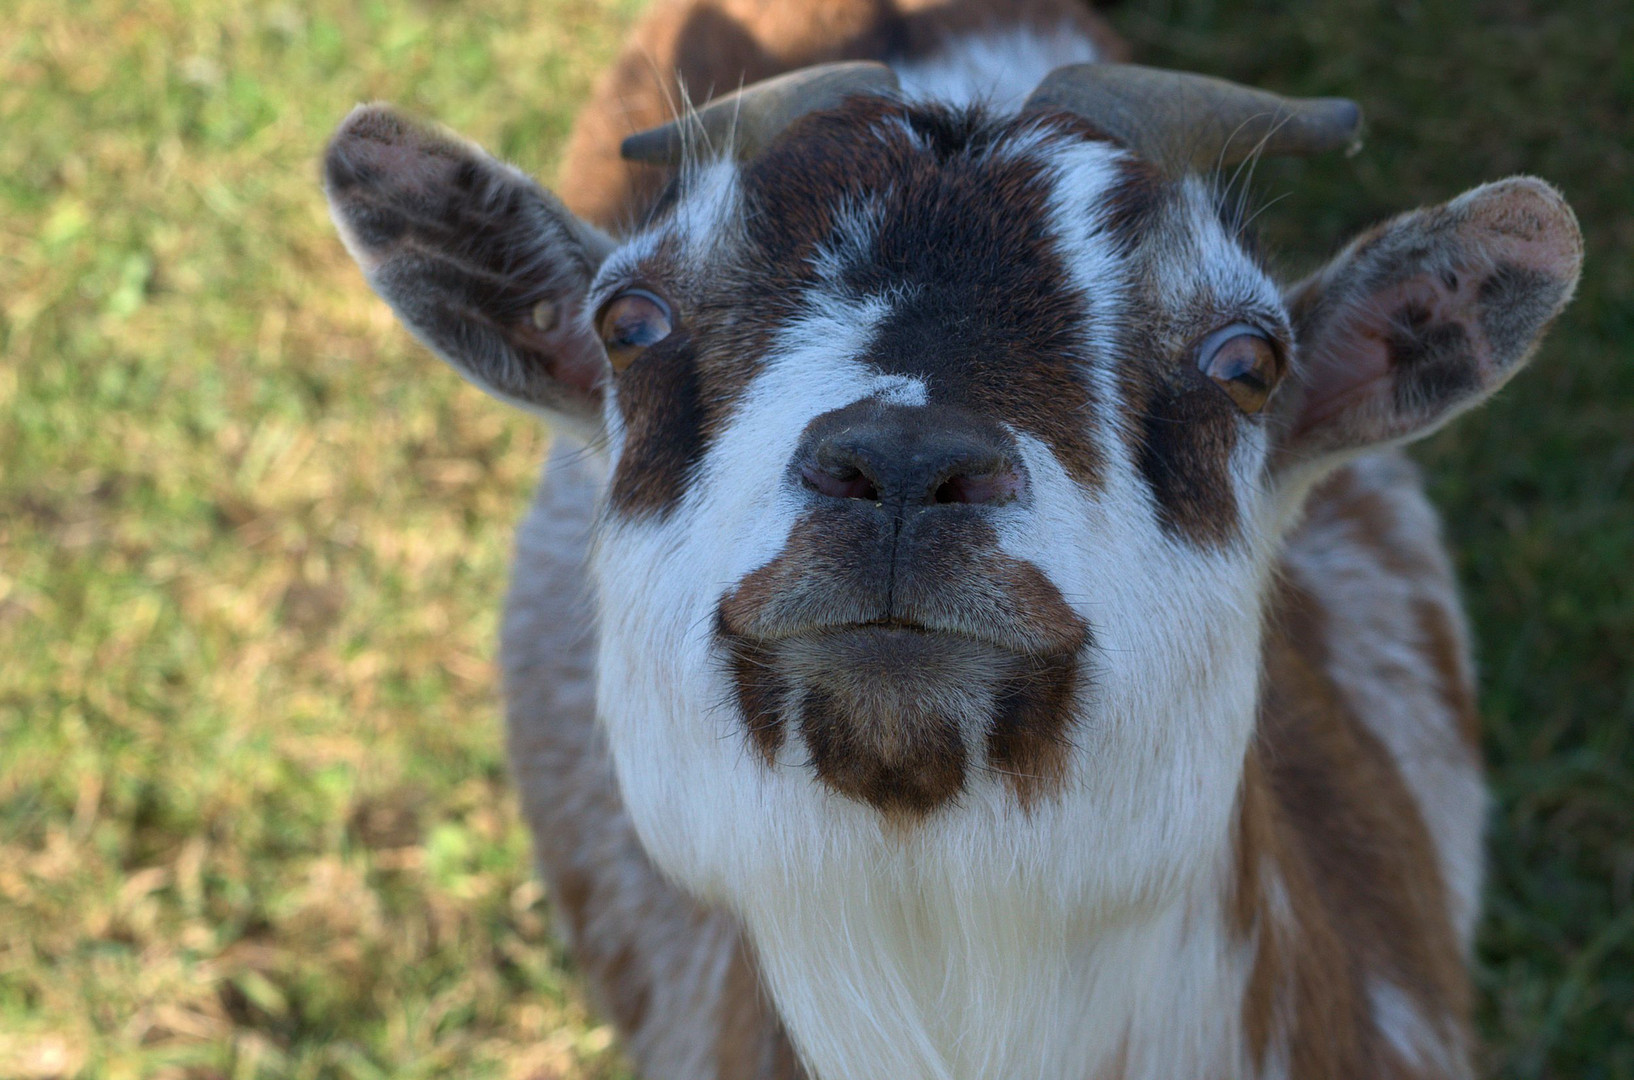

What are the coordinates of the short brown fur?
(557, 0, 1127, 229)
(1235, 577, 1472, 1077)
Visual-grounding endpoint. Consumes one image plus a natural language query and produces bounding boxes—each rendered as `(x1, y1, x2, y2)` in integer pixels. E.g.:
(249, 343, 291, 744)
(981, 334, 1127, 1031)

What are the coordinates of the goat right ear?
(1270, 177, 1581, 471)
(324, 105, 614, 435)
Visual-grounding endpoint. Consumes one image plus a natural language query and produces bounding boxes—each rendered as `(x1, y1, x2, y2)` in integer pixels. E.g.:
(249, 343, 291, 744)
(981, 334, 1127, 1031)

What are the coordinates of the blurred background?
(0, 0, 1628, 1076)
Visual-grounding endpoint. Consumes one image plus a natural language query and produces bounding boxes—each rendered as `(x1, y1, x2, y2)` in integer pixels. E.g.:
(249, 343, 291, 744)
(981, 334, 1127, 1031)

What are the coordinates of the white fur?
(893, 25, 1102, 113)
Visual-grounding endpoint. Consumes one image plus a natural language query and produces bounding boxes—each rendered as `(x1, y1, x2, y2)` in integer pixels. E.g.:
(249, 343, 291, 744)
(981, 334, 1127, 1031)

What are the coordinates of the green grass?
(0, 0, 1628, 1076)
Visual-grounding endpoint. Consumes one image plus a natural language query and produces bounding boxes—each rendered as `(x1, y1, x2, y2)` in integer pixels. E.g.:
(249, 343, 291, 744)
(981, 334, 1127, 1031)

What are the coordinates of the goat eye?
(598, 289, 674, 371)
(1197, 324, 1281, 414)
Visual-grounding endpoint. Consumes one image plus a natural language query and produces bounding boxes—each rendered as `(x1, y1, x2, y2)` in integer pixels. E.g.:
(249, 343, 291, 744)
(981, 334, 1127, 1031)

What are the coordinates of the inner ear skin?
(1384, 283, 1482, 413)
(1288, 257, 1567, 450)
(1475, 264, 1567, 362)
(1292, 270, 1491, 438)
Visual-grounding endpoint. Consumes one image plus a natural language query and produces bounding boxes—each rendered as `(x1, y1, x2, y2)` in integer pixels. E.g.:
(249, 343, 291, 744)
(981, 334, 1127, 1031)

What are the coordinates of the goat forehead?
(600, 104, 1285, 530)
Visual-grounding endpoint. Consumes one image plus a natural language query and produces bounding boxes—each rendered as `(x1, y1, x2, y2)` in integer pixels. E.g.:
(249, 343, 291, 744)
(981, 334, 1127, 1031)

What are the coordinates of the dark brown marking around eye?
(609, 328, 706, 517)
(1138, 382, 1240, 548)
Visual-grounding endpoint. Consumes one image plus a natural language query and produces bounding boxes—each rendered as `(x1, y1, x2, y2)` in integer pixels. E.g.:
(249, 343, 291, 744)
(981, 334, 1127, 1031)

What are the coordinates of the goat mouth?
(716, 602, 1088, 666)
(765, 618, 1069, 659)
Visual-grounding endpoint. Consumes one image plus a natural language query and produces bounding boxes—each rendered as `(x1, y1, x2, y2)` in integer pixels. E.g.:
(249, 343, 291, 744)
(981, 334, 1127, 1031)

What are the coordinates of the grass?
(0, 0, 1627, 1077)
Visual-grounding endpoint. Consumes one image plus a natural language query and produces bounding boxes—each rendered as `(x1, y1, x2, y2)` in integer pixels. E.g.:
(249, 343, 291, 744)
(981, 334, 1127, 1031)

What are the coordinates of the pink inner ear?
(1292, 272, 1464, 437)
(512, 296, 608, 402)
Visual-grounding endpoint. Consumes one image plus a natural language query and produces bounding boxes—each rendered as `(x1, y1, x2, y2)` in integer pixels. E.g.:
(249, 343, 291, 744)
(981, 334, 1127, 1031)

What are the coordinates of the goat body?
(324, 2, 1583, 1076)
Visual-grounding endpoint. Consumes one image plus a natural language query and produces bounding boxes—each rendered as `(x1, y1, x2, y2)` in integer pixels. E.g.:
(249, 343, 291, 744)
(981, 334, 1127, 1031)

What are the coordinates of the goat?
(321, 1, 1582, 1076)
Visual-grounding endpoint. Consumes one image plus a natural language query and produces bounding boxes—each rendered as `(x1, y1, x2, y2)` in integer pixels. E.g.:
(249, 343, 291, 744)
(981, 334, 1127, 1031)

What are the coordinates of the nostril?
(803, 463, 880, 502)
(933, 468, 1022, 506)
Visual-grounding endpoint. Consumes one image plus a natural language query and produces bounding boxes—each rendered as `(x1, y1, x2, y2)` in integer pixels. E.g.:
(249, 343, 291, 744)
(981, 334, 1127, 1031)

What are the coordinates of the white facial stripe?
(1039, 137, 1135, 470)
(681, 288, 910, 580)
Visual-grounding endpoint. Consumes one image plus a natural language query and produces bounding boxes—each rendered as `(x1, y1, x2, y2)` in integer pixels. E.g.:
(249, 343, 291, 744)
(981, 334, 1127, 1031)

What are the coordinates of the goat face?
(324, 91, 1580, 913)
(586, 99, 1293, 912)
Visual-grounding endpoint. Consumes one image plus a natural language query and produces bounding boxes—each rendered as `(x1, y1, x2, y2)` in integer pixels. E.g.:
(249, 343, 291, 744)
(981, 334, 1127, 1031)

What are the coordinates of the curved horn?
(1022, 63, 1361, 175)
(621, 61, 900, 166)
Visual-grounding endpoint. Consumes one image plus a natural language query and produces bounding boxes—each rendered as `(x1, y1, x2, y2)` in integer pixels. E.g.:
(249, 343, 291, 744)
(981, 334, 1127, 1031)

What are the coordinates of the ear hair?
(1271, 176, 1581, 471)
(324, 104, 616, 440)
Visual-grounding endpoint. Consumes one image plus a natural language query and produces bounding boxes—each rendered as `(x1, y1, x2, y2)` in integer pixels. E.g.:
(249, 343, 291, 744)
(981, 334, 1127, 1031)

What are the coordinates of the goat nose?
(797, 404, 1025, 508)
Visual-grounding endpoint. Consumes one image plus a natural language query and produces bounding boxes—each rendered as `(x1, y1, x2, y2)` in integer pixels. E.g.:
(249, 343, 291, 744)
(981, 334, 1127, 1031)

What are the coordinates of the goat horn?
(620, 60, 901, 166)
(1022, 63, 1361, 175)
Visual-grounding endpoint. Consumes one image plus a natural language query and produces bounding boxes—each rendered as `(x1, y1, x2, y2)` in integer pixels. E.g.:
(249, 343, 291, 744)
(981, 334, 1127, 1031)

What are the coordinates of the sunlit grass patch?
(1, 0, 642, 1075)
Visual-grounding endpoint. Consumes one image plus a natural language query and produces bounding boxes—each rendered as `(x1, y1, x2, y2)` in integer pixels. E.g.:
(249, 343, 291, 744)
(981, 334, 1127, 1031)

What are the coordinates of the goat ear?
(1272, 177, 1581, 469)
(324, 105, 615, 435)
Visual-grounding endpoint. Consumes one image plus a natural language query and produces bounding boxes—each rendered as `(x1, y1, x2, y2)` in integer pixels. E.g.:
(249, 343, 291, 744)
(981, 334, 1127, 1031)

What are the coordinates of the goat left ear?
(324, 105, 615, 438)
(1272, 177, 1581, 468)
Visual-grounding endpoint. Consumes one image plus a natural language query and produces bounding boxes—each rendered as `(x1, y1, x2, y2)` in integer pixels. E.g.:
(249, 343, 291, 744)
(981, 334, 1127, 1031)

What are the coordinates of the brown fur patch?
(1114, 343, 1243, 549)
(1232, 577, 1474, 1076)
(558, 0, 1127, 230)
(801, 672, 971, 817)
(986, 649, 1080, 808)
(721, 623, 790, 764)
(1100, 155, 1170, 255)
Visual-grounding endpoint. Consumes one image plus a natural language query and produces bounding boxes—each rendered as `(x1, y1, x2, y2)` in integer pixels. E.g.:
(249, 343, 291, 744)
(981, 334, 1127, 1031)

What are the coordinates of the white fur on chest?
(735, 850, 1255, 1080)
